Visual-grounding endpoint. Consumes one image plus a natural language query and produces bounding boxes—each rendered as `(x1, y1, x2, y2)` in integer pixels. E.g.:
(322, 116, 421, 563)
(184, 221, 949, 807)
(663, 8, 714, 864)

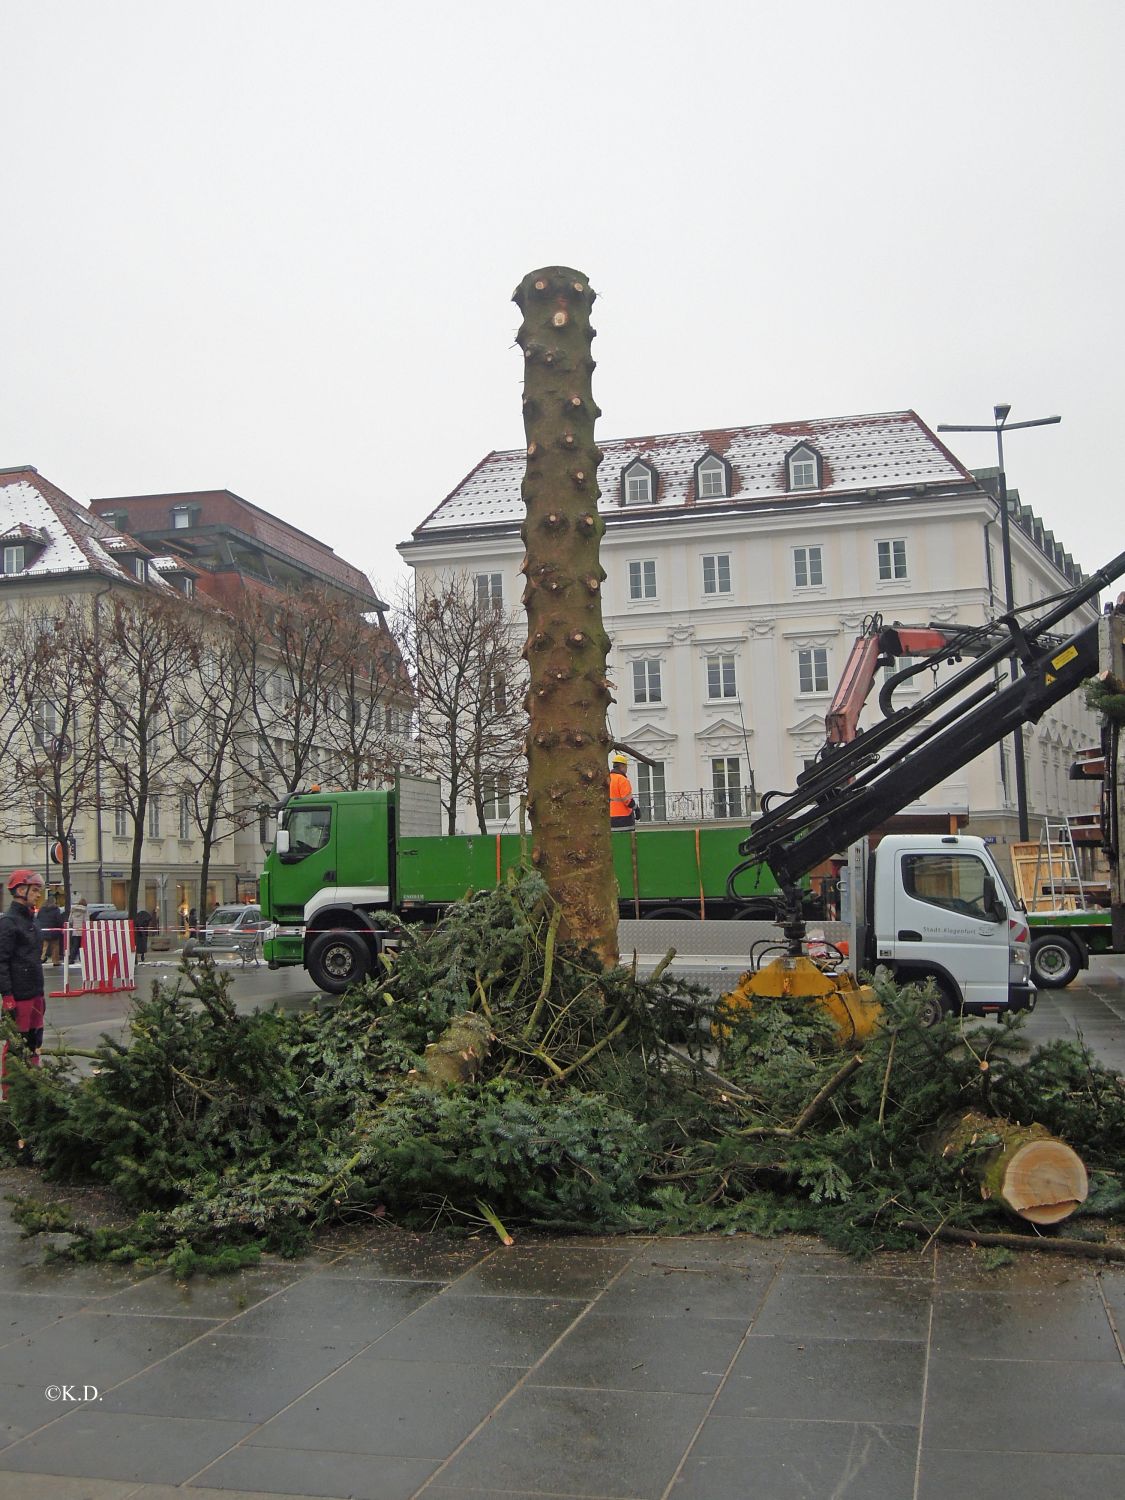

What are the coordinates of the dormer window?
(3, 544, 26, 574)
(171, 505, 194, 529)
(695, 451, 731, 500)
(785, 443, 822, 492)
(621, 458, 658, 506)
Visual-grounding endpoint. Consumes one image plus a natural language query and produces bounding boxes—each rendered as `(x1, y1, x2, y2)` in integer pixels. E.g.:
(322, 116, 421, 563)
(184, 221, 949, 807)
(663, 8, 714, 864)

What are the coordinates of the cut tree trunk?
(514, 267, 617, 968)
(940, 1109, 1089, 1225)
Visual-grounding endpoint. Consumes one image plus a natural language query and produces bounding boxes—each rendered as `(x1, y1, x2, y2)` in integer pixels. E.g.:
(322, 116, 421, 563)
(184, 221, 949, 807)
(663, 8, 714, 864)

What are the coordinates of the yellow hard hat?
(611, 752, 627, 765)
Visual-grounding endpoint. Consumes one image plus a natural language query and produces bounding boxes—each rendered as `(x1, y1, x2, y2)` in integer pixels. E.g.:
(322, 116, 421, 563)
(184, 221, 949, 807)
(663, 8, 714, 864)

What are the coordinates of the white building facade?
(400, 411, 1102, 861)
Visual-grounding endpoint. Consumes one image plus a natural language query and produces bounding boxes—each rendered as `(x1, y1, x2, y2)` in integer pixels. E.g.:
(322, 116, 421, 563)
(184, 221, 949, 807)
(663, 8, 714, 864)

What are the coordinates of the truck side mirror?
(981, 876, 1005, 923)
(274, 829, 290, 856)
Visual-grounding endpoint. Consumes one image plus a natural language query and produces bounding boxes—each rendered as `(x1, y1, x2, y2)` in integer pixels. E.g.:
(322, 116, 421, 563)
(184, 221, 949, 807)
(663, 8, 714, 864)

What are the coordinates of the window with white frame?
(877, 538, 908, 580)
(148, 797, 161, 838)
(623, 461, 655, 505)
(632, 658, 662, 704)
(628, 559, 657, 600)
(179, 792, 193, 840)
(798, 647, 829, 693)
(475, 572, 503, 610)
(697, 455, 727, 499)
(171, 506, 193, 529)
(114, 799, 128, 838)
(3, 544, 26, 573)
(702, 553, 731, 595)
(707, 653, 737, 699)
(712, 757, 742, 818)
(34, 699, 58, 749)
(483, 773, 512, 822)
(793, 544, 823, 588)
(32, 790, 48, 835)
(485, 674, 508, 714)
(636, 761, 667, 821)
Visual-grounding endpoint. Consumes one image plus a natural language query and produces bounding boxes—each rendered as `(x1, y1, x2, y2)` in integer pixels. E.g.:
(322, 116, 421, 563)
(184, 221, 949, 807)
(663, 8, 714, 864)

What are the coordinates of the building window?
(702, 553, 731, 595)
(632, 658, 662, 704)
(3, 544, 26, 573)
(32, 790, 48, 836)
(179, 793, 192, 840)
(34, 699, 58, 749)
(877, 538, 908, 580)
(114, 800, 128, 838)
(707, 653, 737, 699)
(786, 443, 821, 492)
(484, 674, 508, 714)
(475, 572, 503, 610)
(696, 454, 728, 499)
(180, 576, 194, 598)
(628, 559, 657, 600)
(148, 797, 161, 838)
(636, 761, 667, 822)
(793, 545, 823, 588)
(622, 459, 656, 506)
(483, 774, 511, 822)
(171, 506, 193, 529)
(712, 757, 742, 818)
(798, 647, 829, 694)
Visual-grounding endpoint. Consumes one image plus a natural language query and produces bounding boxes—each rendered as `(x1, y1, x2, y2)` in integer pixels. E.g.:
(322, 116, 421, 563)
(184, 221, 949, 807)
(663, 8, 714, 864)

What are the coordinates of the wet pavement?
(0, 960, 1122, 1499)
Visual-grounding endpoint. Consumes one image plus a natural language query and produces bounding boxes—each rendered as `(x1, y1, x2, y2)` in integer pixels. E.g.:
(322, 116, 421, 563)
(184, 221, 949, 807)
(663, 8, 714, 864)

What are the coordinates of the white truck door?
(888, 846, 1009, 1008)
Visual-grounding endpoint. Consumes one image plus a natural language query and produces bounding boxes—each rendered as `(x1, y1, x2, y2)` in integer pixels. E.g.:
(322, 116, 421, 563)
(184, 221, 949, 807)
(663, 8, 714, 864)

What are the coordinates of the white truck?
(842, 833, 1032, 1025)
(731, 549, 1124, 1022)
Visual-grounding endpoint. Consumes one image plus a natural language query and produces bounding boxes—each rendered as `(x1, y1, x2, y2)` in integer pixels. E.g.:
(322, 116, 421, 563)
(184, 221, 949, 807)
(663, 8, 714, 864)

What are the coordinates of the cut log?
(940, 1109, 1088, 1225)
(411, 1012, 492, 1087)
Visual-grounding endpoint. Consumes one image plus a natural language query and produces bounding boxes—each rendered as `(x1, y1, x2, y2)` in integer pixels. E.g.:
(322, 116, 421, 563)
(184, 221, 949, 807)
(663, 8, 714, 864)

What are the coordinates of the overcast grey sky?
(3, 0, 1121, 595)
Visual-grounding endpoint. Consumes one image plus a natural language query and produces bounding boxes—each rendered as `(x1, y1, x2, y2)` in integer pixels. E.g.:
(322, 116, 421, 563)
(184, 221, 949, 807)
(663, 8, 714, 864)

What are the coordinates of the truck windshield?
(901, 852, 999, 920)
(280, 805, 332, 859)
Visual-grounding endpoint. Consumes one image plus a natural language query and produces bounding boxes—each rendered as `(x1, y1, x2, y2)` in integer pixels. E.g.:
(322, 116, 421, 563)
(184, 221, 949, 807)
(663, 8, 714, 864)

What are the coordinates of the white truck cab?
(847, 834, 1034, 1023)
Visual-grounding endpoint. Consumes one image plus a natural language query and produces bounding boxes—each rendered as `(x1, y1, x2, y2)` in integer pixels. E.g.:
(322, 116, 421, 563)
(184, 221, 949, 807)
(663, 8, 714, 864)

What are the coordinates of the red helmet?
(7, 868, 44, 894)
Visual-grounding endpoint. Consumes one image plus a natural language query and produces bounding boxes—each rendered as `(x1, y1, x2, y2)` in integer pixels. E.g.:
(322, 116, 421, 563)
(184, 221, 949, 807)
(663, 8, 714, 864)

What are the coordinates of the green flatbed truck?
(1026, 908, 1118, 989)
(260, 776, 788, 992)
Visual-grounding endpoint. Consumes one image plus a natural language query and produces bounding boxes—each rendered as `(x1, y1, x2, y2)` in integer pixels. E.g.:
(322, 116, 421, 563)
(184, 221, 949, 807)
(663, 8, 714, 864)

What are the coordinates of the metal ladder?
(1030, 819, 1087, 910)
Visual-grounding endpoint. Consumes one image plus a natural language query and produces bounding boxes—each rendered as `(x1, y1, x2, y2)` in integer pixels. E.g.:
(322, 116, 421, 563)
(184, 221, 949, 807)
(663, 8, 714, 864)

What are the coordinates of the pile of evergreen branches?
(2, 872, 1122, 1272)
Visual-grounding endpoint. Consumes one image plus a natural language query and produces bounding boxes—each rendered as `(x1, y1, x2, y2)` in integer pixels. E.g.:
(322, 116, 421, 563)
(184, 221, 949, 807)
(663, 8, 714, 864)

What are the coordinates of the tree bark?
(939, 1109, 1089, 1225)
(514, 268, 617, 967)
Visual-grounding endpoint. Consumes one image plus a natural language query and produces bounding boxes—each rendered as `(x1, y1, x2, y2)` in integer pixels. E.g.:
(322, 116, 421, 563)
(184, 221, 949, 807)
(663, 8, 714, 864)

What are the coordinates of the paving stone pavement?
(0, 961, 1122, 1499)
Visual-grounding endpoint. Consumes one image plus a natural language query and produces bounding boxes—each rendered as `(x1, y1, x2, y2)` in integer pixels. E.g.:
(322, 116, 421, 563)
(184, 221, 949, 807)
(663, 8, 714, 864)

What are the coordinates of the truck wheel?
(307, 931, 370, 994)
(914, 974, 956, 1029)
(642, 907, 700, 920)
(1031, 935, 1081, 989)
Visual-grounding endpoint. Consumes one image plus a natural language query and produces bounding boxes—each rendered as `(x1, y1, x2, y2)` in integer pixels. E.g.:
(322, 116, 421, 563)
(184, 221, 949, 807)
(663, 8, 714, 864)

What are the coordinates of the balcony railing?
(636, 789, 750, 824)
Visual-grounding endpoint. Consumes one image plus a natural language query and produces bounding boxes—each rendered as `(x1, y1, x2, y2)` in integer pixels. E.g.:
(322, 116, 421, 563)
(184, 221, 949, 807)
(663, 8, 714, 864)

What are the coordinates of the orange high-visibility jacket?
(609, 771, 634, 819)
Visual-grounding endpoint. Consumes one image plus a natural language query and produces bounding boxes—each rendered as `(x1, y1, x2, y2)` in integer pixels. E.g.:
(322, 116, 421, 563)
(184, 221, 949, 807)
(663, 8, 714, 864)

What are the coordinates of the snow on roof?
(0, 469, 177, 590)
(410, 410, 977, 537)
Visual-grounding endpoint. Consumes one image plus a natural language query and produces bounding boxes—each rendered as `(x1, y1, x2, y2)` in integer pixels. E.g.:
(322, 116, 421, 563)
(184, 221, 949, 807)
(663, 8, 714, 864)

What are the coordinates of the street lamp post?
(937, 406, 1061, 842)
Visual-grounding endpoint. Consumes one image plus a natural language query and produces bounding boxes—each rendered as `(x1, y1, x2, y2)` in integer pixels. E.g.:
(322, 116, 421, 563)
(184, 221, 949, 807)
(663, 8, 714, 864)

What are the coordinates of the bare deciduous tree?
(395, 573, 527, 834)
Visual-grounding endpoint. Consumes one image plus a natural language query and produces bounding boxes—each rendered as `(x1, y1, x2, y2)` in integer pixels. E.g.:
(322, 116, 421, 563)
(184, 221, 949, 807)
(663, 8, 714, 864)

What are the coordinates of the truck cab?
(850, 834, 1034, 1023)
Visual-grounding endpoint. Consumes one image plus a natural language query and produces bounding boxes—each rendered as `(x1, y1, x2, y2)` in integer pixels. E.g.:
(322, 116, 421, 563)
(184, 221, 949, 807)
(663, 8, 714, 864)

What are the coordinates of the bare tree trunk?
(514, 267, 617, 967)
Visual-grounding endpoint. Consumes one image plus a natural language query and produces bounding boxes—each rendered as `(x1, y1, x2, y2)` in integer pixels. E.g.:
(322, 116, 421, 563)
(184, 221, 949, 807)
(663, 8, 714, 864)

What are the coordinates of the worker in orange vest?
(609, 753, 637, 829)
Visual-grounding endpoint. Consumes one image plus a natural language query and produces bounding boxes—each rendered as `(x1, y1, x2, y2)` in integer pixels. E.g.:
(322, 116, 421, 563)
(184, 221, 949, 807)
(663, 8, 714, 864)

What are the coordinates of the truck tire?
(1031, 934, 1081, 989)
(910, 972, 956, 1029)
(307, 930, 371, 994)
(642, 906, 700, 920)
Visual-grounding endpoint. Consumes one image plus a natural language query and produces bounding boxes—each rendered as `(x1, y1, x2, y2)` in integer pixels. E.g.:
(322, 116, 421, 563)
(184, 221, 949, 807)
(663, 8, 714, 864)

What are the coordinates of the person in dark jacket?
(1, 868, 47, 1065)
(37, 892, 65, 964)
(133, 907, 151, 962)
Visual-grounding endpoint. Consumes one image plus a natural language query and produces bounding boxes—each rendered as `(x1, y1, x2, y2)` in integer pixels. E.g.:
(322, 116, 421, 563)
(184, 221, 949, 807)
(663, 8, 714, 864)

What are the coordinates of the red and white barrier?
(50, 920, 137, 998)
(81, 919, 136, 994)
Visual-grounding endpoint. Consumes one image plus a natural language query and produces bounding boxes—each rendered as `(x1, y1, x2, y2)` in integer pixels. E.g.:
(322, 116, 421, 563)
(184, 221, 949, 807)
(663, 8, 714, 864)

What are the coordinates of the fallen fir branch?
(897, 1219, 1125, 1262)
(736, 1054, 865, 1138)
